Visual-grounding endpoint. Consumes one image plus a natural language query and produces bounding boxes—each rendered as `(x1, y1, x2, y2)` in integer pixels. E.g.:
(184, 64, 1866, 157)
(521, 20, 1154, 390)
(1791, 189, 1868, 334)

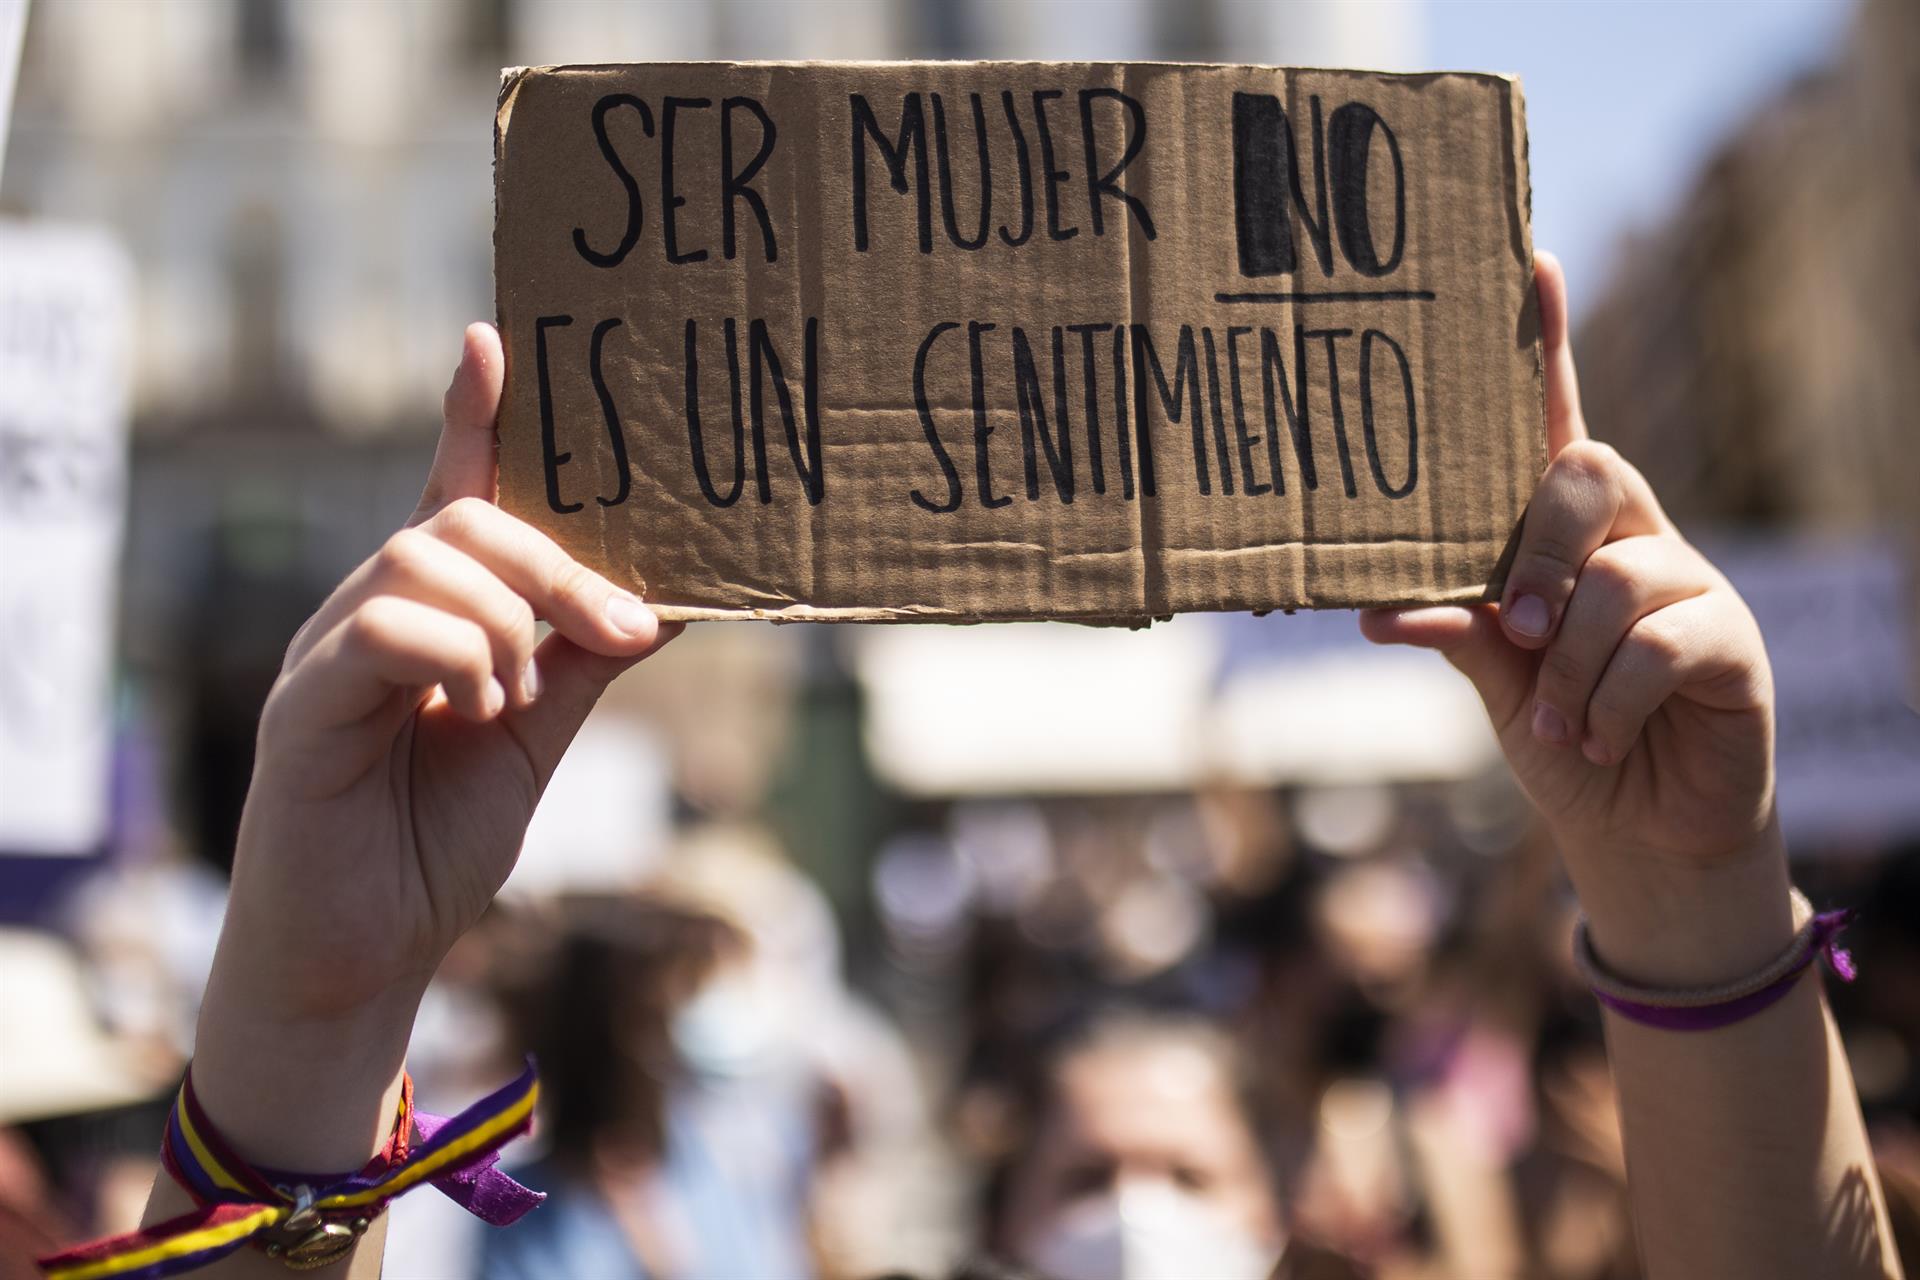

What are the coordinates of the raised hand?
(1362, 254, 1786, 982)
(190, 325, 675, 1170)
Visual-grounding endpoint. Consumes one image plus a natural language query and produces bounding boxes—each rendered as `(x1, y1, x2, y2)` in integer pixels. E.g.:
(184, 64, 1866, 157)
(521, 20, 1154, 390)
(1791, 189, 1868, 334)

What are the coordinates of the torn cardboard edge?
(644, 556, 1515, 627)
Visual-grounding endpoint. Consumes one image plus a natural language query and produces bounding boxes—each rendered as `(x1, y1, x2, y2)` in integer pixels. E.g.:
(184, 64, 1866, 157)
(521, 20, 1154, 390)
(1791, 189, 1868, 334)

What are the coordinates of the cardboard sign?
(494, 63, 1542, 622)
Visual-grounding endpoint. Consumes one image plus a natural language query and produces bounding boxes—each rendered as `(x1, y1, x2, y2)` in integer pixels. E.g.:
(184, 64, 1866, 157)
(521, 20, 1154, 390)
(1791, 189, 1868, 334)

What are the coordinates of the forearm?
(1570, 828, 1902, 1279)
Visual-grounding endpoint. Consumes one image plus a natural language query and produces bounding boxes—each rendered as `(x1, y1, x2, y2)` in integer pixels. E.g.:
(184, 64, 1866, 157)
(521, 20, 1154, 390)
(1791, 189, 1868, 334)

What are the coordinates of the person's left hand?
(1362, 254, 1775, 893)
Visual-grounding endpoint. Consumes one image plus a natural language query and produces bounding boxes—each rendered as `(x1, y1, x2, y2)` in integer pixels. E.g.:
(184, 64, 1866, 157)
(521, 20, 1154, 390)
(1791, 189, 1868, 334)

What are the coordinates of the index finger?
(1499, 253, 1665, 648)
(422, 497, 661, 657)
(1534, 251, 1587, 457)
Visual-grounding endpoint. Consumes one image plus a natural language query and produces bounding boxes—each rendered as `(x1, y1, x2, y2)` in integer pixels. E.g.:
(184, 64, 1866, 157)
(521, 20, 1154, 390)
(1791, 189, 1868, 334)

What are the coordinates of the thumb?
(504, 624, 683, 788)
(1359, 605, 1532, 734)
(410, 323, 505, 526)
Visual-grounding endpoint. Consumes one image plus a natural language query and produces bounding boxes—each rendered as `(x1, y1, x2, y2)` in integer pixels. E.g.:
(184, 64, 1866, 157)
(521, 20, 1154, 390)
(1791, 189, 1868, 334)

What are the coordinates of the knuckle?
(1522, 533, 1581, 583)
(432, 495, 493, 540)
(489, 594, 538, 655)
(375, 528, 431, 577)
(340, 614, 379, 656)
(1538, 645, 1586, 693)
(1631, 618, 1689, 670)
(1536, 644, 1582, 694)
(1585, 686, 1633, 735)
(1555, 438, 1620, 486)
(343, 597, 398, 650)
(1576, 548, 1636, 606)
(431, 622, 487, 690)
(552, 561, 602, 616)
(504, 591, 538, 639)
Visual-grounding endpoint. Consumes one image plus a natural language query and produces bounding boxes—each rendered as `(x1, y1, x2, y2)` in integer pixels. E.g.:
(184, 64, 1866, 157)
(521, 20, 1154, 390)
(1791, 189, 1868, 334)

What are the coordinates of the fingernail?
(483, 677, 506, 717)
(521, 658, 542, 702)
(604, 592, 653, 637)
(1507, 593, 1551, 638)
(1582, 735, 1613, 766)
(1532, 701, 1567, 745)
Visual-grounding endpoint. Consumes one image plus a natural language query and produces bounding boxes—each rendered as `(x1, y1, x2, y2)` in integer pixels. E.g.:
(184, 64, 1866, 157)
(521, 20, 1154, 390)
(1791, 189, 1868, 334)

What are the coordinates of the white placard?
(0, 221, 135, 854)
(1707, 536, 1920, 846)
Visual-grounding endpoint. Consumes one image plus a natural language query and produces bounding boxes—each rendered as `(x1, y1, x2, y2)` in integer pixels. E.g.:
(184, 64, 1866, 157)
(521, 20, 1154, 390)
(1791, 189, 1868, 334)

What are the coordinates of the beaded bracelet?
(39, 1060, 544, 1279)
(1572, 890, 1859, 1031)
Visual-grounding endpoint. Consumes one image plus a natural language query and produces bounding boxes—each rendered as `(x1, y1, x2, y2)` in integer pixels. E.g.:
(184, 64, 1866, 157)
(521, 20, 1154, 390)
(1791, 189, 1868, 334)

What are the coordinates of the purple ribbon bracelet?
(1573, 890, 1859, 1032)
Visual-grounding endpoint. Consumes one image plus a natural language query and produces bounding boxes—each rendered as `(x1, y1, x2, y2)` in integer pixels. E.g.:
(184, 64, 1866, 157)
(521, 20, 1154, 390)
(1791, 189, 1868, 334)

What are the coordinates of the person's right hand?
(188, 324, 675, 1171)
(227, 322, 674, 1018)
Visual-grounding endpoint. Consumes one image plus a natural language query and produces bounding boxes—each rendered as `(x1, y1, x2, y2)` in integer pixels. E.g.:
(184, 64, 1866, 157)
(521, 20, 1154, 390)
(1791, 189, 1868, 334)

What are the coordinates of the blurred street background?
(2, 1, 1917, 1277)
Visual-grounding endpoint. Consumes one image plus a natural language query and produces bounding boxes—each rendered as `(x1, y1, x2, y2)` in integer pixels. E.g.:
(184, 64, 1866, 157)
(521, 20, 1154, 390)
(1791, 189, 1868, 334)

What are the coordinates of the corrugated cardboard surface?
(494, 63, 1543, 622)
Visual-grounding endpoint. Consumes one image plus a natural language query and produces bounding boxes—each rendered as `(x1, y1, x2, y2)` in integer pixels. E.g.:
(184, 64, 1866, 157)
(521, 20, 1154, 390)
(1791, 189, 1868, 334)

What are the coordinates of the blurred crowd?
(7, 717, 1920, 1278)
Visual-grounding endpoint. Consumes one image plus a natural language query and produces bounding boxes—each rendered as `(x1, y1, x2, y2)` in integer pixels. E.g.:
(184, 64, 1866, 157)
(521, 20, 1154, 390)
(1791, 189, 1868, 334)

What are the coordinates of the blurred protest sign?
(494, 63, 1543, 622)
(0, 222, 134, 855)
(1707, 536, 1920, 845)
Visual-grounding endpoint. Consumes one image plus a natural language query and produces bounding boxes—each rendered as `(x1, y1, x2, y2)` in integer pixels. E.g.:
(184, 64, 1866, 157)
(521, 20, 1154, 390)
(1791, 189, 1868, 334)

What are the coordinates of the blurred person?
(475, 894, 816, 1280)
(378, 915, 522, 1280)
(1514, 1016, 1640, 1280)
(1834, 846, 1920, 1266)
(0, 1129, 77, 1280)
(62, 856, 226, 1069)
(979, 1007, 1362, 1280)
(646, 825, 941, 1279)
(44, 254, 1909, 1280)
(0, 930, 169, 1267)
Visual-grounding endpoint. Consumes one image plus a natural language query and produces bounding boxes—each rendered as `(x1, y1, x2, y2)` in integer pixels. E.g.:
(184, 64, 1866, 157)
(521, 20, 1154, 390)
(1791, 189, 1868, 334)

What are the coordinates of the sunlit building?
(0, 0, 1428, 878)
(1575, 0, 1917, 548)
(4, 0, 1423, 437)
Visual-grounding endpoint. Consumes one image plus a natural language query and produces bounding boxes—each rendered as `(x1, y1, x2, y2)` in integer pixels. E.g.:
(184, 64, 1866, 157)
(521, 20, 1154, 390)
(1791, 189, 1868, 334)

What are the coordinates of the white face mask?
(1020, 1180, 1281, 1280)
(669, 972, 782, 1081)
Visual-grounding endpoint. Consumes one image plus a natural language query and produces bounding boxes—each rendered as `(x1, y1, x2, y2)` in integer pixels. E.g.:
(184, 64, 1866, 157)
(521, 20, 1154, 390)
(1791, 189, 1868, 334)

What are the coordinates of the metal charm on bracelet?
(256, 1185, 374, 1271)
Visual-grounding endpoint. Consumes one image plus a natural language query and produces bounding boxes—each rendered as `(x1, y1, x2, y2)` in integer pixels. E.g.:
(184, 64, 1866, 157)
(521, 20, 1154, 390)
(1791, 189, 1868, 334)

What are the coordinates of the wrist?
(1559, 817, 1796, 989)
(190, 957, 422, 1172)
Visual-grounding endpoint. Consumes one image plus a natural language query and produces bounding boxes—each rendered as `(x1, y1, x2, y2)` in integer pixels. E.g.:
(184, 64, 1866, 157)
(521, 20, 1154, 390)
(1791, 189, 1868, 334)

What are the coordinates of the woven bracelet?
(1572, 889, 1858, 1031)
(39, 1060, 545, 1279)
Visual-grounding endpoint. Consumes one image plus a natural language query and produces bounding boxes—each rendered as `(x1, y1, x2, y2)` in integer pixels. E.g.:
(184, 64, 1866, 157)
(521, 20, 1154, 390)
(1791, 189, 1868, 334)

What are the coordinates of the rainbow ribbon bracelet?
(40, 1061, 544, 1279)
